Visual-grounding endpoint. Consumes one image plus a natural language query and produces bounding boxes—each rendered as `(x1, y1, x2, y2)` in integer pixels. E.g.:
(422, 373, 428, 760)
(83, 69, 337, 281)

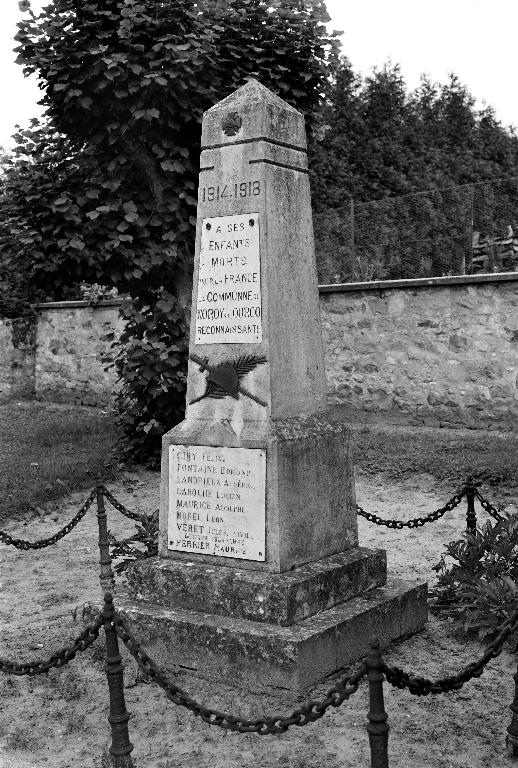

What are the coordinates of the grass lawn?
(0, 400, 118, 522)
(1, 398, 515, 525)
(352, 422, 518, 494)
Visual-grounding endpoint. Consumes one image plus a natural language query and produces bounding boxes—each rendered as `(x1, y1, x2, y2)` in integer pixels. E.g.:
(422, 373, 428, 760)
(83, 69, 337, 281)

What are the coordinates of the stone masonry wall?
(35, 300, 124, 407)
(2, 278, 518, 427)
(0, 317, 36, 404)
(320, 274, 518, 429)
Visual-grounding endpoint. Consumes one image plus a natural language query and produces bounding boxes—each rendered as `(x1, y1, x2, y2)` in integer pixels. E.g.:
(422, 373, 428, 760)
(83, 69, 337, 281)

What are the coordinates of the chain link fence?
(314, 177, 518, 284)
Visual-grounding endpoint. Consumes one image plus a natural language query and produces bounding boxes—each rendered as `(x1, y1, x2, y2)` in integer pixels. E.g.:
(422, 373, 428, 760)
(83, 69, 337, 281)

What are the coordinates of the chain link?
(383, 609, 518, 695)
(356, 492, 465, 529)
(0, 489, 97, 550)
(474, 489, 504, 522)
(113, 615, 366, 734)
(100, 486, 146, 523)
(0, 615, 103, 676)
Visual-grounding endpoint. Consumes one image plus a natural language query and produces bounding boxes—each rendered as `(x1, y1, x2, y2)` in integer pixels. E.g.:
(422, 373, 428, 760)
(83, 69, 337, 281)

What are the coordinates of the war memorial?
(118, 80, 428, 692)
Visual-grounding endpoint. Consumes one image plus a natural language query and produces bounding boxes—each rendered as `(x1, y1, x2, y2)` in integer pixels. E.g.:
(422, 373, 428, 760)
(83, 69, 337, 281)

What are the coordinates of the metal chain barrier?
(0, 488, 97, 550)
(2, 589, 518, 766)
(0, 615, 103, 676)
(383, 609, 518, 695)
(474, 488, 504, 522)
(100, 486, 147, 523)
(356, 490, 465, 529)
(1, 481, 503, 552)
(112, 613, 366, 734)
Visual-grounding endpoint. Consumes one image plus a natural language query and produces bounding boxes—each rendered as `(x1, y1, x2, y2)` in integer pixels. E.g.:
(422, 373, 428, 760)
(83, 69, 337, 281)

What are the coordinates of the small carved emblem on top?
(222, 111, 242, 136)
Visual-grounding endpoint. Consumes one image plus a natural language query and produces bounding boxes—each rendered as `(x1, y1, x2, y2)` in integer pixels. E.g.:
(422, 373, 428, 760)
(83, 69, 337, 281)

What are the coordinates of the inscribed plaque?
(168, 445, 266, 561)
(195, 213, 262, 344)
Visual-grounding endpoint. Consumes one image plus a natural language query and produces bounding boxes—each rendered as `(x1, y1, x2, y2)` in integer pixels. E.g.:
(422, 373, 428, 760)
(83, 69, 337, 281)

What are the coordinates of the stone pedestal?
(117, 576, 426, 692)
(119, 79, 427, 693)
(160, 415, 358, 572)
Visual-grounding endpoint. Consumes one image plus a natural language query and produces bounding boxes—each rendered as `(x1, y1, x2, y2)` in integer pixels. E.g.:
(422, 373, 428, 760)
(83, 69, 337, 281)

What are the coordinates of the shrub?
(80, 282, 118, 306)
(110, 508, 159, 573)
(432, 514, 518, 640)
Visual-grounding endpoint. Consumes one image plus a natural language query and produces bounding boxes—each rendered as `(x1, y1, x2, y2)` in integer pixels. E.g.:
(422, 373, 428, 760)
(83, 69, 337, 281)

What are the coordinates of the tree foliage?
(310, 61, 518, 209)
(1, 122, 135, 301)
(5, 2, 518, 459)
(309, 60, 518, 282)
(9, 0, 338, 462)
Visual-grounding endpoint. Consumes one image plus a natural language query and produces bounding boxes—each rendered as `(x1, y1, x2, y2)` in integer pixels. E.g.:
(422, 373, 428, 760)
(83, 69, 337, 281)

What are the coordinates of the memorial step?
(113, 577, 427, 692)
(125, 547, 387, 626)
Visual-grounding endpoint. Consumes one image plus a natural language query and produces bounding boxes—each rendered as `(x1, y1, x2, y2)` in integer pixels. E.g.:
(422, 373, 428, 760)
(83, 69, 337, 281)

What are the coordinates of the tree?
(11, 0, 340, 462)
(311, 62, 518, 201)
(308, 56, 362, 211)
(309, 61, 518, 282)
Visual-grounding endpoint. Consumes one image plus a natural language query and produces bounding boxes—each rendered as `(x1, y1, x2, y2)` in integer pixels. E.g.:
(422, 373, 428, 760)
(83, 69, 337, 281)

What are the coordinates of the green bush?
(110, 508, 159, 573)
(104, 293, 190, 464)
(433, 514, 518, 640)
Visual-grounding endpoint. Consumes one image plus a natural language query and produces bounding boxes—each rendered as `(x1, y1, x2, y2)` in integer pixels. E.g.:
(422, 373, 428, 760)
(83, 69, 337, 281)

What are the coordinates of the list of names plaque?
(195, 213, 262, 344)
(168, 445, 266, 561)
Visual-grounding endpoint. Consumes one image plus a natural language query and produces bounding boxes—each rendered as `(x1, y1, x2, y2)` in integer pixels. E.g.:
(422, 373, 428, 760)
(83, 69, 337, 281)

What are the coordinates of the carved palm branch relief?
(189, 353, 268, 407)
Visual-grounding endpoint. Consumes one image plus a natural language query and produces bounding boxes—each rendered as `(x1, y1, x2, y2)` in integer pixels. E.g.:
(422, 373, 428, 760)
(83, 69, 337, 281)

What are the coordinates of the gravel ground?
(0, 468, 517, 768)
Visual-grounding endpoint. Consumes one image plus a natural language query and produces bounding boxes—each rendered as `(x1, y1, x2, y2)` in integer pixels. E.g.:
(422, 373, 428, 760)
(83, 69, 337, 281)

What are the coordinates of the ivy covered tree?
(10, 0, 339, 462)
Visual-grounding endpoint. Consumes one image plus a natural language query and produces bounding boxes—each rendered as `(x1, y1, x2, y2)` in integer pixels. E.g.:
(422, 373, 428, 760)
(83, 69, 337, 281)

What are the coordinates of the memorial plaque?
(195, 213, 262, 345)
(168, 445, 266, 561)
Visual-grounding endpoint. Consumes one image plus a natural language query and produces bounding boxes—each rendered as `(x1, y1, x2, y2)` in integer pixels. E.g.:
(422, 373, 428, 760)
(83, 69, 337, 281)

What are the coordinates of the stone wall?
(2, 277, 518, 427)
(320, 273, 518, 429)
(0, 317, 36, 404)
(35, 300, 124, 407)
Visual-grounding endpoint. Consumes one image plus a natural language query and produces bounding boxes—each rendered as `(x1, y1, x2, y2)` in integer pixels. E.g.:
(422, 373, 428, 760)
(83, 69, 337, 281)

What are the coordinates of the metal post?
(97, 485, 115, 593)
(507, 663, 518, 757)
(465, 476, 477, 536)
(488, 231, 496, 272)
(351, 197, 355, 263)
(466, 184, 474, 275)
(102, 593, 135, 767)
(366, 637, 389, 768)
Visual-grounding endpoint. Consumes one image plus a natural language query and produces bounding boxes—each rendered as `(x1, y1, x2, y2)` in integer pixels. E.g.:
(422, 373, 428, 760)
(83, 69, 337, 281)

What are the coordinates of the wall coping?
(33, 299, 124, 310)
(28, 272, 518, 309)
(318, 271, 518, 294)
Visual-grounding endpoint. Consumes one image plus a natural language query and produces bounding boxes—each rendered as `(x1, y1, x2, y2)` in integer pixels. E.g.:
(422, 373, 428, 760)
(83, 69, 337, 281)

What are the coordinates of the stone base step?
(114, 577, 427, 692)
(125, 547, 387, 626)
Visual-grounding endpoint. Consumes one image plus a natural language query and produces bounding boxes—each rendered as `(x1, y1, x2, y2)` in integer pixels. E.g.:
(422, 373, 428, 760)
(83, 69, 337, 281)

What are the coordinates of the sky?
(1, 0, 517, 149)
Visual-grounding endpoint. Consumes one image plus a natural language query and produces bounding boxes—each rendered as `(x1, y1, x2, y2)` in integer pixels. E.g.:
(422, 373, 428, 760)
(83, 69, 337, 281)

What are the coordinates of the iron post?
(97, 485, 115, 593)
(102, 592, 134, 767)
(366, 637, 389, 768)
(465, 476, 477, 536)
(507, 662, 518, 757)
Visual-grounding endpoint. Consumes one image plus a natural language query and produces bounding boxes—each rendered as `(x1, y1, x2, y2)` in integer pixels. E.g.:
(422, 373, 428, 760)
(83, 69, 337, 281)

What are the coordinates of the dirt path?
(0, 469, 516, 768)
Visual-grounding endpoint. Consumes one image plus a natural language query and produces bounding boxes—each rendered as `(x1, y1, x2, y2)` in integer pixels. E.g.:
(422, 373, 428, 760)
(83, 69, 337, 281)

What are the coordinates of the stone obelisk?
(119, 80, 427, 692)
